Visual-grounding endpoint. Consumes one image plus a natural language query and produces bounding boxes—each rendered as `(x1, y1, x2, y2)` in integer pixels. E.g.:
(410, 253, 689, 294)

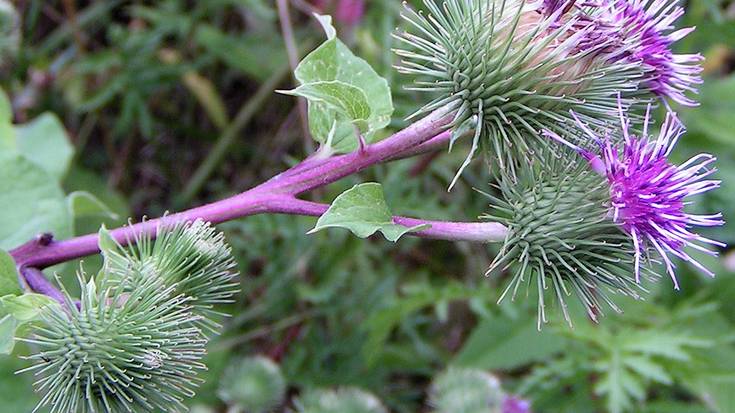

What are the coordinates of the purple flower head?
(548, 102, 724, 289)
(600, 0, 703, 106)
(503, 395, 532, 413)
(540, 0, 703, 106)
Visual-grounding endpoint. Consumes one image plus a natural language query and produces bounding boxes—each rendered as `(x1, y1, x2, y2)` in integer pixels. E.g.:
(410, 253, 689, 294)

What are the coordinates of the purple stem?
(267, 197, 508, 242)
(12, 193, 289, 269)
(280, 129, 452, 179)
(259, 110, 452, 194)
(10, 110, 505, 297)
(20, 267, 66, 305)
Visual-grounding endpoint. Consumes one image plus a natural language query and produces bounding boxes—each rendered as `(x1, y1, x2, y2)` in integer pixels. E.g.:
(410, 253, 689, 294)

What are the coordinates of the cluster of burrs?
(19, 220, 239, 413)
(396, 0, 724, 325)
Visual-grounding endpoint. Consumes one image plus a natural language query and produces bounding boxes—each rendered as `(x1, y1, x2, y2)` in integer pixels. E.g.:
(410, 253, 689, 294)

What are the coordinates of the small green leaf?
(0, 153, 72, 250)
(309, 183, 427, 242)
(67, 191, 120, 220)
(0, 314, 17, 354)
(14, 112, 74, 180)
(313, 13, 336, 40)
(622, 355, 672, 385)
(0, 293, 58, 322)
(621, 331, 712, 361)
(0, 250, 20, 297)
(65, 165, 130, 221)
(286, 15, 393, 153)
(307, 103, 356, 153)
(97, 225, 120, 259)
(282, 81, 371, 130)
(97, 225, 131, 279)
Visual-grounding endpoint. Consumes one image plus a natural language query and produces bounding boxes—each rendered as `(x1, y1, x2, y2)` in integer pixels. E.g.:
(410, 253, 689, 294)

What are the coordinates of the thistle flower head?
(551, 104, 725, 290)
(395, 0, 644, 181)
(482, 154, 646, 327)
(102, 219, 239, 332)
(217, 356, 286, 413)
(296, 387, 387, 413)
(548, 0, 702, 106)
(602, 0, 703, 106)
(20, 270, 207, 413)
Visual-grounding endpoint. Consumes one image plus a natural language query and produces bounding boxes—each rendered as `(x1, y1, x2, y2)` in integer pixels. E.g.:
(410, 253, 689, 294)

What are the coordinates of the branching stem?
(10, 110, 507, 296)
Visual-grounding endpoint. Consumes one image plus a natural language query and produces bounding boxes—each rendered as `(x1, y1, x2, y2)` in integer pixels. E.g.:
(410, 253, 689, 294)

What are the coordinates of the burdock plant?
(1, 0, 724, 411)
(217, 356, 287, 413)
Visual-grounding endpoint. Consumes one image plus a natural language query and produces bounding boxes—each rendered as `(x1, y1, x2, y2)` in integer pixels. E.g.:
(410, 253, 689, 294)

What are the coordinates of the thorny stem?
(10, 110, 508, 297)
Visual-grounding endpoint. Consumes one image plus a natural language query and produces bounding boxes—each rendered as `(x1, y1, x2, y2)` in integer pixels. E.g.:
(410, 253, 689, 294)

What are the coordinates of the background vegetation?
(0, 0, 734, 412)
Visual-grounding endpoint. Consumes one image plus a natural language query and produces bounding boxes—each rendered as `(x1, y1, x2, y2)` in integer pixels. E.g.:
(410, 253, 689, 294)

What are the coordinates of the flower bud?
(20, 270, 207, 413)
(102, 219, 239, 333)
(429, 367, 504, 413)
(217, 356, 286, 413)
(296, 387, 387, 413)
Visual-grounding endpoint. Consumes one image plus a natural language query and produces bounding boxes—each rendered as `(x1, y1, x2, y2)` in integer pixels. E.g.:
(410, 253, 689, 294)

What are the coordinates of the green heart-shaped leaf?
(309, 183, 428, 242)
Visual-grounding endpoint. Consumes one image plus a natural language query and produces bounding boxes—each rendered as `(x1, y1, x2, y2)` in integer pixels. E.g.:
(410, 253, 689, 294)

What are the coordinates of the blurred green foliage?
(0, 0, 734, 412)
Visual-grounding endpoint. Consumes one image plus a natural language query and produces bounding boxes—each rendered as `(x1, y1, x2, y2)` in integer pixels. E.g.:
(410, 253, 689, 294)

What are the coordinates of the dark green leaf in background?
(454, 315, 567, 370)
(67, 191, 119, 221)
(0, 153, 72, 250)
(14, 113, 74, 180)
(681, 75, 735, 146)
(0, 249, 20, 297)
